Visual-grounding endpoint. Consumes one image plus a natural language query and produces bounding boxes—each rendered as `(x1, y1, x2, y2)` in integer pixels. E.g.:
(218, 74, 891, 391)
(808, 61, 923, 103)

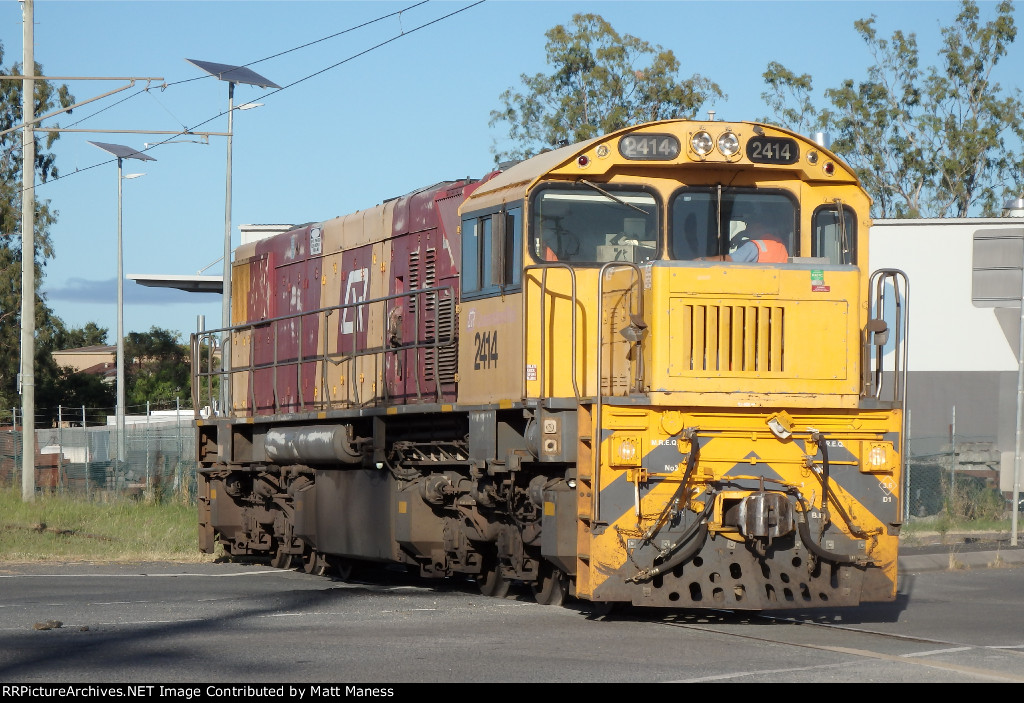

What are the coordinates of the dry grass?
(0, 486, 215, 564)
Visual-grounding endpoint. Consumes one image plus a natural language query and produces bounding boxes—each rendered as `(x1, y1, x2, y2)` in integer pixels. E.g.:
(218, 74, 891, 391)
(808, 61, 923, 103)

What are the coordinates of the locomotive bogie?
(199, 459, 573, 585)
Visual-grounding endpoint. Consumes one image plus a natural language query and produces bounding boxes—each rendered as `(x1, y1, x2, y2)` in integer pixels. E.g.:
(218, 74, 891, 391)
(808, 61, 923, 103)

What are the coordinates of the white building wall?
(869, 219, 1019, 373)
(869, 218, 1024, 495)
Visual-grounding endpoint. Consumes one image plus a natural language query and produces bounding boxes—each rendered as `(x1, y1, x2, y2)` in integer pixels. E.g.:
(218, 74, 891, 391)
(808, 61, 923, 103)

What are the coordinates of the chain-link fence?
(0, 411, 196, 503)
(906, 433, 1009, 523)
(0, 411, 1015, 522)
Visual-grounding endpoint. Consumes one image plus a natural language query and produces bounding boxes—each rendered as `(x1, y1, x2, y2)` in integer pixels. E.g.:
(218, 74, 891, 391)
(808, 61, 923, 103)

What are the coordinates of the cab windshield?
(531, 185, 658, 264)
(670, 190, 797, 261)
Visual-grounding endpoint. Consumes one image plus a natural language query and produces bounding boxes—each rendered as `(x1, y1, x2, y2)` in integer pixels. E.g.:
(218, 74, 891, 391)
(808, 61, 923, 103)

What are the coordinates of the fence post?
(175, 397, 182, 499)
(83, 405, 90, 501)
(949, 406, 957, 516)
(11, 407, 17, 487)
(57, 405, 63, 493)
(904, 408, 911, 523)
(146, 401, 151, 499)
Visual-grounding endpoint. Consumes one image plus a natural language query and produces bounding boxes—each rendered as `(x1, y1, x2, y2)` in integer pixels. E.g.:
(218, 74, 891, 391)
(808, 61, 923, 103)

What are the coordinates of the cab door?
(457, 206, 523, 405)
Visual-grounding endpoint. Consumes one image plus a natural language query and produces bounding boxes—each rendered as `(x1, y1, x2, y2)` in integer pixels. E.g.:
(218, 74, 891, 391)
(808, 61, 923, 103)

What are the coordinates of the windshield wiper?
(577, 179, 649, 215)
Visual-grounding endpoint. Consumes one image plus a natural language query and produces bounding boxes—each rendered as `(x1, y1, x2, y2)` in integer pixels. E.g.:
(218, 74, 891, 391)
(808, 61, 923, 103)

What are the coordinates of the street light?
(185, 59, 279, 416)
(88, 141, 155, 465)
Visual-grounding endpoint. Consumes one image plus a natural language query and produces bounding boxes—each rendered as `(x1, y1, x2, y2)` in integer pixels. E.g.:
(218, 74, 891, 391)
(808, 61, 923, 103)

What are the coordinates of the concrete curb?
(898, 548, 1024, 573)
(898, 530, 1024, 572)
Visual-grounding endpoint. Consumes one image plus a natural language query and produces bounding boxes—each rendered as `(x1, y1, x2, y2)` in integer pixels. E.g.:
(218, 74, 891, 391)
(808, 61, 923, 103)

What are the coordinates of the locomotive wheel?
(477, 559, 510, 598)
(302, 547, 328, 576)
(531, 564, 568, 606)
(325, 555, 354, 581)
(269, 544, 293, 570)
(589, 601, 623, 619)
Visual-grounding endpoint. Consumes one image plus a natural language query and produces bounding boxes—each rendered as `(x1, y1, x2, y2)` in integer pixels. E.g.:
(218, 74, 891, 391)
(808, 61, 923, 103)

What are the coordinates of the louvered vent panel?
(429, 296, 458, 385)
(408, 251, 420, 318)
(675, 303, 785, 373)
(420, 249, 450, 384)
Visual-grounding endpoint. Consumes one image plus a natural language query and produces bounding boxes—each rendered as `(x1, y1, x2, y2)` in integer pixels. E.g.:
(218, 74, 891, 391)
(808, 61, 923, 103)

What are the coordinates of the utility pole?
(186, 58, 280, 416)
(8, 3, 226, 504)
(20, 0, 35, 502)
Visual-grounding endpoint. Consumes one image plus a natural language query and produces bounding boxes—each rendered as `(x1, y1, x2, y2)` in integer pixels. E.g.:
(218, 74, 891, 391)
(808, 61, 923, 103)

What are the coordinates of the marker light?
(619, 438, 637, 462)
(612, 436, 641, 466)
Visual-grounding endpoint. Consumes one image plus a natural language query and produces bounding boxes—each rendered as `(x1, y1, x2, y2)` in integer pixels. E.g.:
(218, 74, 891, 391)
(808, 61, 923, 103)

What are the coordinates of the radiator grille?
(673, 303, 785, 373)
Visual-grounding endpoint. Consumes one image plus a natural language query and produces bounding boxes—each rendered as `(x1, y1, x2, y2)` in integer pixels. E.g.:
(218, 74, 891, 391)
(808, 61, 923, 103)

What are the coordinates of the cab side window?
(812, 205, 857, 265)
(461, 207, 521, 299)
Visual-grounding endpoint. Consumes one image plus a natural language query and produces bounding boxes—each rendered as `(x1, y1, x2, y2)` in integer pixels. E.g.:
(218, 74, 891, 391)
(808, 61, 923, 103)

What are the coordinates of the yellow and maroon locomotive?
(194, 119, 908, 609)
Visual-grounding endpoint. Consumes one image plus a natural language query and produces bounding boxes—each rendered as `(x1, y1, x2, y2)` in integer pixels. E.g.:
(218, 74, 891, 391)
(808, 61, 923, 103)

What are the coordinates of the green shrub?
(946, 476, 1005, 522)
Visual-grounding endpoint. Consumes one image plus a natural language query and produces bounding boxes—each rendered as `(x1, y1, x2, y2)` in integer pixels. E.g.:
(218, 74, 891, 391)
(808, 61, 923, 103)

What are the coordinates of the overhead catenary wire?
(56, 0, 434, 132)
(4, 0, 484, 193)
(176, 0, 486, 134)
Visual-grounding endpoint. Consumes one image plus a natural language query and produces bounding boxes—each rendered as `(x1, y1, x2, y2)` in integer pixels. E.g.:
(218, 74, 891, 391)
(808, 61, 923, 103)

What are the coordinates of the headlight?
(718, 131, 740, 156)
(691, 130, 713, 156)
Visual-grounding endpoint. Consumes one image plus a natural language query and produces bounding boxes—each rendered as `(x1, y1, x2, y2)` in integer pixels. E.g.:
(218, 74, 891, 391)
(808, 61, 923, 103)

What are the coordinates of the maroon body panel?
(237, 177, 495, 414)
(253, 225, 323, 414)
(388, 184, 461, 403)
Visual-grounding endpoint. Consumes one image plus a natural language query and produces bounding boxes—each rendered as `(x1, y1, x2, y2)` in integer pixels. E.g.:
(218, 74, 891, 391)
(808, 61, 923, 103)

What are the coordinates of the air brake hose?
(809, 431, 867, 537)
(812, 430, 831, 526)
(796, 510, 868, 566)
(642, 428, 700, 543)
(627, 521, 710, 583)
(627, 433, 708, 583)
(792, 487, 874, 566)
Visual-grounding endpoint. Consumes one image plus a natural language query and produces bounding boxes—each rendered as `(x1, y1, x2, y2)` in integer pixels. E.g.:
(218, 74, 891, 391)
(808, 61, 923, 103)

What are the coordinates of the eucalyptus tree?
(124, 326, 191, 409)
(761, 0, 1023, 218)
(0, 40, 75, 413)
(490, 13, 724, 162)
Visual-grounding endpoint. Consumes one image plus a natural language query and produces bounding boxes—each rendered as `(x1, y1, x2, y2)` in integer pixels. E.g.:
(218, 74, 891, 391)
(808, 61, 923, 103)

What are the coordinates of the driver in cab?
(697, 208, 789, 263)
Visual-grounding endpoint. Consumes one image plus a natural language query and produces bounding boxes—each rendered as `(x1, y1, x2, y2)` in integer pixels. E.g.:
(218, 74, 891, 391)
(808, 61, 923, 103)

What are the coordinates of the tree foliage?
(761, 0, 1024, 218)
(51, 322, 108, 350)
(0, 41, 191, 424)
(36, 323, 113, 426)
(0, 40, 76, 415)
(490, 13, 724, 162)
(124, 327, 191, 409)
(37, 365, 115, 427)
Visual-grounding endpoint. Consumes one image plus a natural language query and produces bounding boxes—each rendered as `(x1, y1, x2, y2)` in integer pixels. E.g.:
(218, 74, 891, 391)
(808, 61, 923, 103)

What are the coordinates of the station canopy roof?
(128, 274, 223, 293)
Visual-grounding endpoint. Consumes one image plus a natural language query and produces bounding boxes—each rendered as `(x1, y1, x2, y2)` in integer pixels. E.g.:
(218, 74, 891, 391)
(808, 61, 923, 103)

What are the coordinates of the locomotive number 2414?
(474, 330, 499, 370)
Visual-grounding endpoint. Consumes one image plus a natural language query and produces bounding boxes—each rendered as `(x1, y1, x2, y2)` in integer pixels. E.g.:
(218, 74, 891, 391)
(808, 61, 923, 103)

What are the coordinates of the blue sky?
(2, 0, 1022, 342)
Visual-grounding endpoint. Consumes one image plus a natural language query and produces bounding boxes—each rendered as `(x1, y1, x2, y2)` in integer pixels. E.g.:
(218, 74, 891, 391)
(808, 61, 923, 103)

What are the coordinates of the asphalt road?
(1, 558, 1023, 685)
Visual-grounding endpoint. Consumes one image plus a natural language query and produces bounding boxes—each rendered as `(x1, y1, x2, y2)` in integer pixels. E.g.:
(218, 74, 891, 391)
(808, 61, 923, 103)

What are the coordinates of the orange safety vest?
(753, 238, 788, 263)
